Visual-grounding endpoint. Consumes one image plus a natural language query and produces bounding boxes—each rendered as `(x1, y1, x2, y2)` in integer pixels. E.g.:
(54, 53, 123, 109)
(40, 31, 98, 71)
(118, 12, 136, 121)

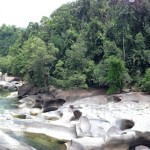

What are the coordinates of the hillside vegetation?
(0, 0, 150, 93)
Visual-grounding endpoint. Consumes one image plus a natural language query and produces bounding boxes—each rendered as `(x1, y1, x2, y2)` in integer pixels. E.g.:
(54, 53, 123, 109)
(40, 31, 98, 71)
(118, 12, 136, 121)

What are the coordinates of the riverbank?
(1, 79, 150, 150)
(1, 90, 150, 150)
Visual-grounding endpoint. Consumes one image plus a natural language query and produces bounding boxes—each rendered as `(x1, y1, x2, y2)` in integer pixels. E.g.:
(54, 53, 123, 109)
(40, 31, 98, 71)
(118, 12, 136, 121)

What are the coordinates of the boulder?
(30, 108, 43, 116)
(49, 85, 62, 98)
(19, 94, 66, 112)
(0, 80, 22, 91)
(19, 95, 38, 108)
(38, 94, 55, 102)
(40, 98, 66, 112)
(71, 110, 82, 121)
(29, 86, 40, 95)
(43, 106, 58, 112)
(32, 102, 42, 108)
(7, 84, 17, 91)
(18, 83, 33, 98)
(7, 91, 18, 98)
(73, 110, 82, 119)
(0, 81, 10, 89)
(76, 116, 91, 137)
(89, 119, 110, 137)
(107, 95, 122, 103)
(42, 98, 66, 107)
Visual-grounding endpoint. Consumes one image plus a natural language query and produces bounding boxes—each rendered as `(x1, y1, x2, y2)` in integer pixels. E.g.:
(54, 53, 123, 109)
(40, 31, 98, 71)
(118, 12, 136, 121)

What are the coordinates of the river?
(0, 91, 66, 150)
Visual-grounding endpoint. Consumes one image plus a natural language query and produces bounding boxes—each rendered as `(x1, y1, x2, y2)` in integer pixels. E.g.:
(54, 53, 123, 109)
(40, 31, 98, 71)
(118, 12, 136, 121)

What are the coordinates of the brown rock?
(73, 110, 82, 119)
(71, 110, 82, 121)
(107, 95, 122, 103)
(29, 86, 40, 95)
(18, 83, 33, 99)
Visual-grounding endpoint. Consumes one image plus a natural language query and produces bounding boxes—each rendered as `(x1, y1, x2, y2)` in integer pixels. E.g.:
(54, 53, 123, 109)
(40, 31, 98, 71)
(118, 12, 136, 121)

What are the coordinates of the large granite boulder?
(18, 84, 60, 99)
(6, 92, 150, 150)
(19, 94, 66, 113)
(19, 95, 38, 107)
(18, 83, 33, 98)
(76, 116, 91, 137)
(0, 80, 22, 91)
(71, 110, 82, 121)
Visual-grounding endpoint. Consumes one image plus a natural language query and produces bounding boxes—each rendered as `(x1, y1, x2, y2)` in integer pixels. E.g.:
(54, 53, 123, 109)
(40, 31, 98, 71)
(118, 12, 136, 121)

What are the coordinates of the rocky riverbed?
(1, 78, 150, 150)
(1, 91, 150, 150)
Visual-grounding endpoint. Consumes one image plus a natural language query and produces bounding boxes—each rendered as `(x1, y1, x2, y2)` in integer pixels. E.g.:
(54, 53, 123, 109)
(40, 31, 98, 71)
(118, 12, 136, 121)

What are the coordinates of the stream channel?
(0, 91, 66, 150)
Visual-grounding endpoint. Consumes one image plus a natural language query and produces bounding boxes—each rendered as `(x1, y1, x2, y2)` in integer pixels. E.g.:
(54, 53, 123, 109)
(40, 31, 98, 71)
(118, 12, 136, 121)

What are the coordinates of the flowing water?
(0, 91, 66, 150)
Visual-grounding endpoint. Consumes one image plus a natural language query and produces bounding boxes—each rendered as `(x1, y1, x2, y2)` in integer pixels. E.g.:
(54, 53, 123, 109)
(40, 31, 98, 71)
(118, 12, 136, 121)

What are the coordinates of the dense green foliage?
(0, 0, 150, 93)
(107, 56, 126, 94)
(142, 68, 150, 93)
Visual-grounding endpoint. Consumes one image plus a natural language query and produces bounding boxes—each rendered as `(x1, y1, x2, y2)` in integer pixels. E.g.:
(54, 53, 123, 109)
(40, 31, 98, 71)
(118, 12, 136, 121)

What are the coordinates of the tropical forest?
(0, 0, 150, 94)
(1, 0, 150, 150)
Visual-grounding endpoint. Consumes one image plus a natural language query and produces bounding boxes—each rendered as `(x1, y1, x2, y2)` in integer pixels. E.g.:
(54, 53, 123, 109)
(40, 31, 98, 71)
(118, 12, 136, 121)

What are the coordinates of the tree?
(0, 24, 22, 56)
(0, 56, 12, 73)
(141, 68, 150, 93)
(10, 37, 57, 89)
(85, 17, 104, 62)
(93, 59, 109, 87)
(1, 0, 150, 91)
(25, 38, 58, 88)
(103, 40, 122, 58)
(131, 32, 146, 73)
(22, 22, 40, 40)
(107, 56, 126, 94)
(65, 35, 87, 71)
(68, 72, 88, 89)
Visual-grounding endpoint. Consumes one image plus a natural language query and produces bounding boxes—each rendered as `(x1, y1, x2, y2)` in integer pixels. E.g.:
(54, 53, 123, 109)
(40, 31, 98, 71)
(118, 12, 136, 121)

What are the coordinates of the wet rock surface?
(1, 92, 150, 150)
(0, 80, 22, 91)
(0, 130, 35, 150)
(18, 83, 33, 98)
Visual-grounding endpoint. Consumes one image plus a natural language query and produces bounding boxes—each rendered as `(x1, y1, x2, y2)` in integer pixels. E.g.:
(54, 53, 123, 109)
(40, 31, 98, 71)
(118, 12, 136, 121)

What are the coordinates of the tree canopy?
(0, 0, 150, 93)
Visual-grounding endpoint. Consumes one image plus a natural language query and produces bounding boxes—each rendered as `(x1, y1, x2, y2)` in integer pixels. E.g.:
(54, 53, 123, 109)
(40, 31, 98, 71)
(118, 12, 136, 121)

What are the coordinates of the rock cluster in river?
(1, 83, 150, 150)
(11, 93, 150, 149)
(0, 76, 22, 91)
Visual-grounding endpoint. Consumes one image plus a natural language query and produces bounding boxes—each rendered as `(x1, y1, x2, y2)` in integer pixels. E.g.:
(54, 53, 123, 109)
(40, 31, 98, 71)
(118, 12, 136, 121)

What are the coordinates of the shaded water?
(4, 130, 66, 150)
(0, 91, 66, 150)
(0, 91, 18, 113)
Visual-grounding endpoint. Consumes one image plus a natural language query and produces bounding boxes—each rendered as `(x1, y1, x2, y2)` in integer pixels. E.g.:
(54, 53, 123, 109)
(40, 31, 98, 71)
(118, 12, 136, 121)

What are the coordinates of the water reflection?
(4, 130, 66, 150)
(0, 91, 66, 150)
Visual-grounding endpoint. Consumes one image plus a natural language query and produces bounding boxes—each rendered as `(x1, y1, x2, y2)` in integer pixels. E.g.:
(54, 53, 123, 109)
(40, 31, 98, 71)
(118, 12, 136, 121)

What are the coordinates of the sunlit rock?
(30, 108, 43, 116)
(7, 91, 18, 98)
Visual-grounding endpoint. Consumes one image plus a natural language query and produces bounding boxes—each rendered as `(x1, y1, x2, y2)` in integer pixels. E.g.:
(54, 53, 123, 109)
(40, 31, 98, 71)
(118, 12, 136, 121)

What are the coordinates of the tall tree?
(107, 56, 126, 94)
